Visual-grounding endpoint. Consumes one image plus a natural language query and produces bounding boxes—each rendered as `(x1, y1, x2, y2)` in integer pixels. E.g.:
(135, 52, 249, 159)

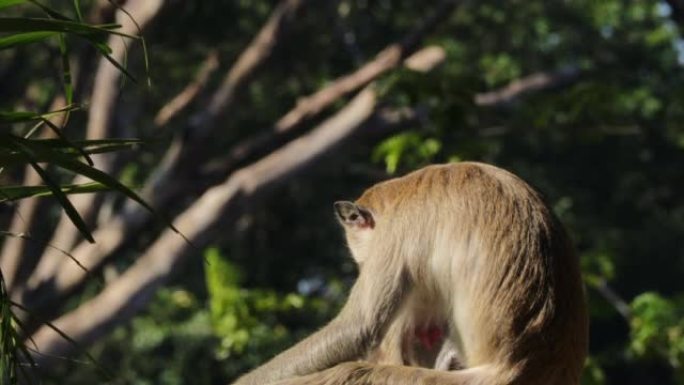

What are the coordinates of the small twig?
(475, 66, 580, 107)
(592, 277, 631, 321)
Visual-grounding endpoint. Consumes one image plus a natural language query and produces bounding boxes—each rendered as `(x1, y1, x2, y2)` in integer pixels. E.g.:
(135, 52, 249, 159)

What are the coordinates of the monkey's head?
(334, 201, 375, 264)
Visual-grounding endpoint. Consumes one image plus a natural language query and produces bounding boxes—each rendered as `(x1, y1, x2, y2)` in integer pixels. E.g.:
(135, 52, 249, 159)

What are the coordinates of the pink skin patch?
(415, 324, 444, 350)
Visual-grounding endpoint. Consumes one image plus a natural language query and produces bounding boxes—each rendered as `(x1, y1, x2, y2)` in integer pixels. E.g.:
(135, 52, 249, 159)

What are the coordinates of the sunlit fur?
(232, 162, 588, 385)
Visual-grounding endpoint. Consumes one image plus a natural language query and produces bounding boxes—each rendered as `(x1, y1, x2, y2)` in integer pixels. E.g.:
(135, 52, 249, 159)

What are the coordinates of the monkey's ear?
(334, 201, 374, 229)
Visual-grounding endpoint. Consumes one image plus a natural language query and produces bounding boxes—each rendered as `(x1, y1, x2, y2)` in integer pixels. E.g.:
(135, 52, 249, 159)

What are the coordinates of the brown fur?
(232, 162, 588, 385)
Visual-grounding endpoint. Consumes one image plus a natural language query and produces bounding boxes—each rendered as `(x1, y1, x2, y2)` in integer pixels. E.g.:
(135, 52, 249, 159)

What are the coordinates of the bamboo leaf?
(0, 111, 35, 123)
(73, 0, 82, 21)
(0, 31, 57, 50)
(0, 0, 26, 10)
(7, 137, 94, 243)
(0, 104, 80, 123)
(0, 231, 89, 273)
(0, 18, 132, 38)
(0, 182, 109, 202)
(97, 44, 137, 83)
(40, 118, 91, 165)
(57, 33, 74, 105)
(8, 137, 182, 236)
(0, 138, 144, 167)
(27, 0, 72, 21)
(10, 301, 113, 381)
(29, 138, 144, 154)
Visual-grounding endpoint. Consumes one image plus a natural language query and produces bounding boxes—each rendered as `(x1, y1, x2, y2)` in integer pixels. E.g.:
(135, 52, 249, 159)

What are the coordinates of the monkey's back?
(357, 162, 588, 385)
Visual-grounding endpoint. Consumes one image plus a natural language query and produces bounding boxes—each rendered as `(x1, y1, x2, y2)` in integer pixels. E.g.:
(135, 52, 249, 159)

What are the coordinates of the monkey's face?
(333, 201, 375, 264)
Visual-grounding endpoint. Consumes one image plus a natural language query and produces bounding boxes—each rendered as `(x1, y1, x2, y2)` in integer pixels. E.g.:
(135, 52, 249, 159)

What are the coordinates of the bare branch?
(474, 66, 580, 107)
(404, 46, 446, 73)
(153, 51, 220, 127)
(28, 87, 380, 366)
(208, 45, 449, 176)
(127, 0, 309, 207)
(191, 0, 308, 139)
(592, 278, 631, 321)
(275, 0, 458, 132)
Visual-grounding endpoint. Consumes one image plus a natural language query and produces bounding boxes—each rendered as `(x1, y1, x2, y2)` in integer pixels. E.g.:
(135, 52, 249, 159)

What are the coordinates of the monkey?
(231, 162, 588, 385)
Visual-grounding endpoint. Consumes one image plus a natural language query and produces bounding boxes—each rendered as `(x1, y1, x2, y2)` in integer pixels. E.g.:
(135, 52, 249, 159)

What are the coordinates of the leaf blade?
(0, 31, 57, 50)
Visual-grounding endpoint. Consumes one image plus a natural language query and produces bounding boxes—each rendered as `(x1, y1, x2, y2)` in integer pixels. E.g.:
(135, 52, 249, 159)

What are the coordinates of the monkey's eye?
(349, 213, 359, 221)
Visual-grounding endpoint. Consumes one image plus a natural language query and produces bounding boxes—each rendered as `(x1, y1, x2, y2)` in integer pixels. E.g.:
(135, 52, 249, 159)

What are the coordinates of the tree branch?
(185, 0, 307, 140)
(474, 66, 580, 107)
(153, 51, 220, 127)
(28, 87, 381, 367)
(22, 8, 455, 311)
(128, 0, 308, 210)
(592, 278, 631, 321)
(275, 0, 458, 132)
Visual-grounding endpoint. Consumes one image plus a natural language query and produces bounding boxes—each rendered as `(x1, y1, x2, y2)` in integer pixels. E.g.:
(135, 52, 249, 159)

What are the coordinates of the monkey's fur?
(232, 162, 588, 385)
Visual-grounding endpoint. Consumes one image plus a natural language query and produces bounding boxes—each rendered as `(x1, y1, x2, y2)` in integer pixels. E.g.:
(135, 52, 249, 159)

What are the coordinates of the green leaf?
(0, 31, 57, 50)
(10, 300, 113, 381)
(7, 136, 94, 243)
(108, 0, 151, 85)
(0, 18, 140, 84)
(0, 18, 131, 38)
(96, 43, 137, 83)
(7, 136, 181, 236)
(0, 151, 31, 167)
(57, 33, 74, 105)
(73, 0, 82, 21)
(0, 138, 144, 167)
(27, 0, 72, 21)
(32, 138, 144, 154)
(0, 0, 26, 10)
(0, 182, 109, 202)
(0, 231, 89, 272)
(0, 111, 36, 123)
(40, 117, 92, 165)
(0, 104, 80, 123)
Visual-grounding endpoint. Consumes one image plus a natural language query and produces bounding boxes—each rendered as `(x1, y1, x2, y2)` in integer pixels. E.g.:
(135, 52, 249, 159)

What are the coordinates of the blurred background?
(1, 0, 684, 384)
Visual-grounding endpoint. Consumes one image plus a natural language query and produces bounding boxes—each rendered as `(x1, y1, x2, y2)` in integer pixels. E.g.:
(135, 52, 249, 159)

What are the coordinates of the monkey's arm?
(231, 261, 408, 385)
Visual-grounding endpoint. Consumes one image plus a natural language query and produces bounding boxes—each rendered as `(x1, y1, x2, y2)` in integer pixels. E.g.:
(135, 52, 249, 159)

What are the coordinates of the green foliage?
(373, 132, 441, 174)
(581, 251, 616, 287)
(205, 247, 330, 363)
(49, 248, 341, 385)
(630, 293, 684, 376)
(50, 287, 217, 385)
(583, 356, 608, 385)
